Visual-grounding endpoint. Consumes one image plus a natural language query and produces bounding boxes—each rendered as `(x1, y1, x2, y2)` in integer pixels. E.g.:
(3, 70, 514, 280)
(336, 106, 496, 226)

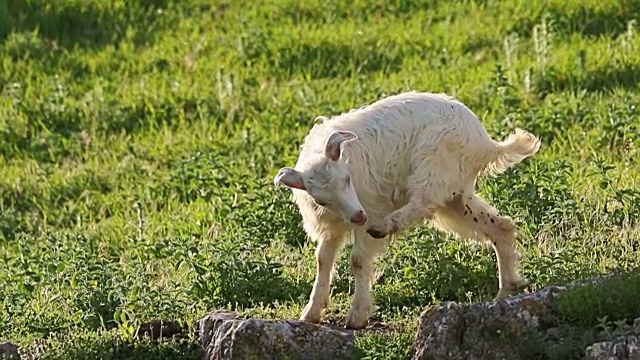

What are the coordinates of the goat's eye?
(315, 200, 328, 207)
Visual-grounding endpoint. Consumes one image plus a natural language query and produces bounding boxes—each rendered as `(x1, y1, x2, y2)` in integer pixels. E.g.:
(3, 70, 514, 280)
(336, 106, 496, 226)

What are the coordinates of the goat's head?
(274, 130, 367, 226)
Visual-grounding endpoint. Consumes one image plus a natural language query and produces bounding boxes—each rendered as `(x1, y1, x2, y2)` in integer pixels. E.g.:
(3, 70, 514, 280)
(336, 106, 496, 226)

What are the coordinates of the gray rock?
(584, 324, 640, 360)
(546, 327, 560, 340)
(584, 335, 640, 360)
(199, 310, 356, 360)
(410, 286, 568, 360)
(0, 342, 20, 360)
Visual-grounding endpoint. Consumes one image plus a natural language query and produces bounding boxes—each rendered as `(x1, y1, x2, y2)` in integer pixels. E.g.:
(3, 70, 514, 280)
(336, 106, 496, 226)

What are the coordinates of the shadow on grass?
(278, 0, 444, 23)
(534, 63, 640, 97)
(242, 38, 407, 80)
(510, 2, 640, 39)
(0, 95, 230, 165)
(519, 268, 640, 360)
(0, 1, 206, 163)
(0, 0, 172, 52)
(23, 332, 203, 360)
(462, 35, 499, 56)
(0, 171, 112, 240)
(553, 268, 640, 327)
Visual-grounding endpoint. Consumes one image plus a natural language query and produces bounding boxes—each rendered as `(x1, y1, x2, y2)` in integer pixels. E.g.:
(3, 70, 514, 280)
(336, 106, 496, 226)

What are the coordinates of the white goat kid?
(274, 91, 541, 329)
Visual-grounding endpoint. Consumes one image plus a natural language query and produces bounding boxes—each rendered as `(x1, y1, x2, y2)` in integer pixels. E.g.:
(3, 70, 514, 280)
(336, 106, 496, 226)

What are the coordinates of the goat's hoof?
(299, 303, 324, 324)
(345, 319, 368, 330)
(366, 226, 387, 239)
(494, 285, 521, 301)
(300, 312, 322, 324)
(345, 308, 370, 330)
(387, 218, 399, 233)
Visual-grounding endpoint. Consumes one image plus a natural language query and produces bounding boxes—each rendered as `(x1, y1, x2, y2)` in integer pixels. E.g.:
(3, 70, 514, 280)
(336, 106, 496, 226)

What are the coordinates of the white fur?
(274, 91, 541, 329)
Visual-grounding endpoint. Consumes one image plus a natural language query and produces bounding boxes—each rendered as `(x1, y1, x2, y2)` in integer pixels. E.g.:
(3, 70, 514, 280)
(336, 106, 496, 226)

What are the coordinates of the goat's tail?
(483, 128, 541, 177)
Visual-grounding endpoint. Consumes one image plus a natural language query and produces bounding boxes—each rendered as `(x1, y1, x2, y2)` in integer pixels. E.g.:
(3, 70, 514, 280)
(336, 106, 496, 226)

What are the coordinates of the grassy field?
(1, 1, 640, 359)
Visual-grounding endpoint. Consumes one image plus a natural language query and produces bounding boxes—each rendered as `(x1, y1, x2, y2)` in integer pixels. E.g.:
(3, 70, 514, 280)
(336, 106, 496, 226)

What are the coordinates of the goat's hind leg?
(432, 192, 526, 300)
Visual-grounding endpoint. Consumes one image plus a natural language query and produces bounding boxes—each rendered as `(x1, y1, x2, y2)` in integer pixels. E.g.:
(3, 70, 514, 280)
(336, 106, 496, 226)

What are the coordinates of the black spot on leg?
(481, 212, 484, 215)
(493, 241, 497, 246)
(465, 204, 473, 214)
(491, 218, 495, 223)
(473, 217, 478, 223)
(464, 211, 468, 216)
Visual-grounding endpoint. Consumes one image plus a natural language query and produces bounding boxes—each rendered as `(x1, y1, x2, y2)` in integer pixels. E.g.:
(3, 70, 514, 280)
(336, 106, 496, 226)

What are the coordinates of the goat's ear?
(324, 130, 358, 162)
(274, 167, 306, 191)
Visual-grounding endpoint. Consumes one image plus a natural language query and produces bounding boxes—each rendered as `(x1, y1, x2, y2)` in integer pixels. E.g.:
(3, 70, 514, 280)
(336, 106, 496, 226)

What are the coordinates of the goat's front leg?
(367, 194, 437, 239)
(300, 234, 347, 323)
(345, 229, 389, 329)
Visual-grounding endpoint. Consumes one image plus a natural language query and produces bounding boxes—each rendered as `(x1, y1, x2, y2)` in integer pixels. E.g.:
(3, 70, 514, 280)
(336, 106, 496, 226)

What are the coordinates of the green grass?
(1, 0, 640, 359)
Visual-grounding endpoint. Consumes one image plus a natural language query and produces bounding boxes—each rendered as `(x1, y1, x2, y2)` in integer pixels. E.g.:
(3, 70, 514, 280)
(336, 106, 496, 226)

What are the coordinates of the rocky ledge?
(584, 318, 640, 360)
(198, 310, 356, 360)
(411, 286, 565, 360)
(410, 276, 640, 360)
(0, 342, 20, 360)
(4, 274, 640, 360)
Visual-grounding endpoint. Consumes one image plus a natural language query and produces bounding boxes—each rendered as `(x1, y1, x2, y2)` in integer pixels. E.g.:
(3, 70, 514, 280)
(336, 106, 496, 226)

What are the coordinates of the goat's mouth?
(349, 211, 368, 226)
(351, 218, 367, 226)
